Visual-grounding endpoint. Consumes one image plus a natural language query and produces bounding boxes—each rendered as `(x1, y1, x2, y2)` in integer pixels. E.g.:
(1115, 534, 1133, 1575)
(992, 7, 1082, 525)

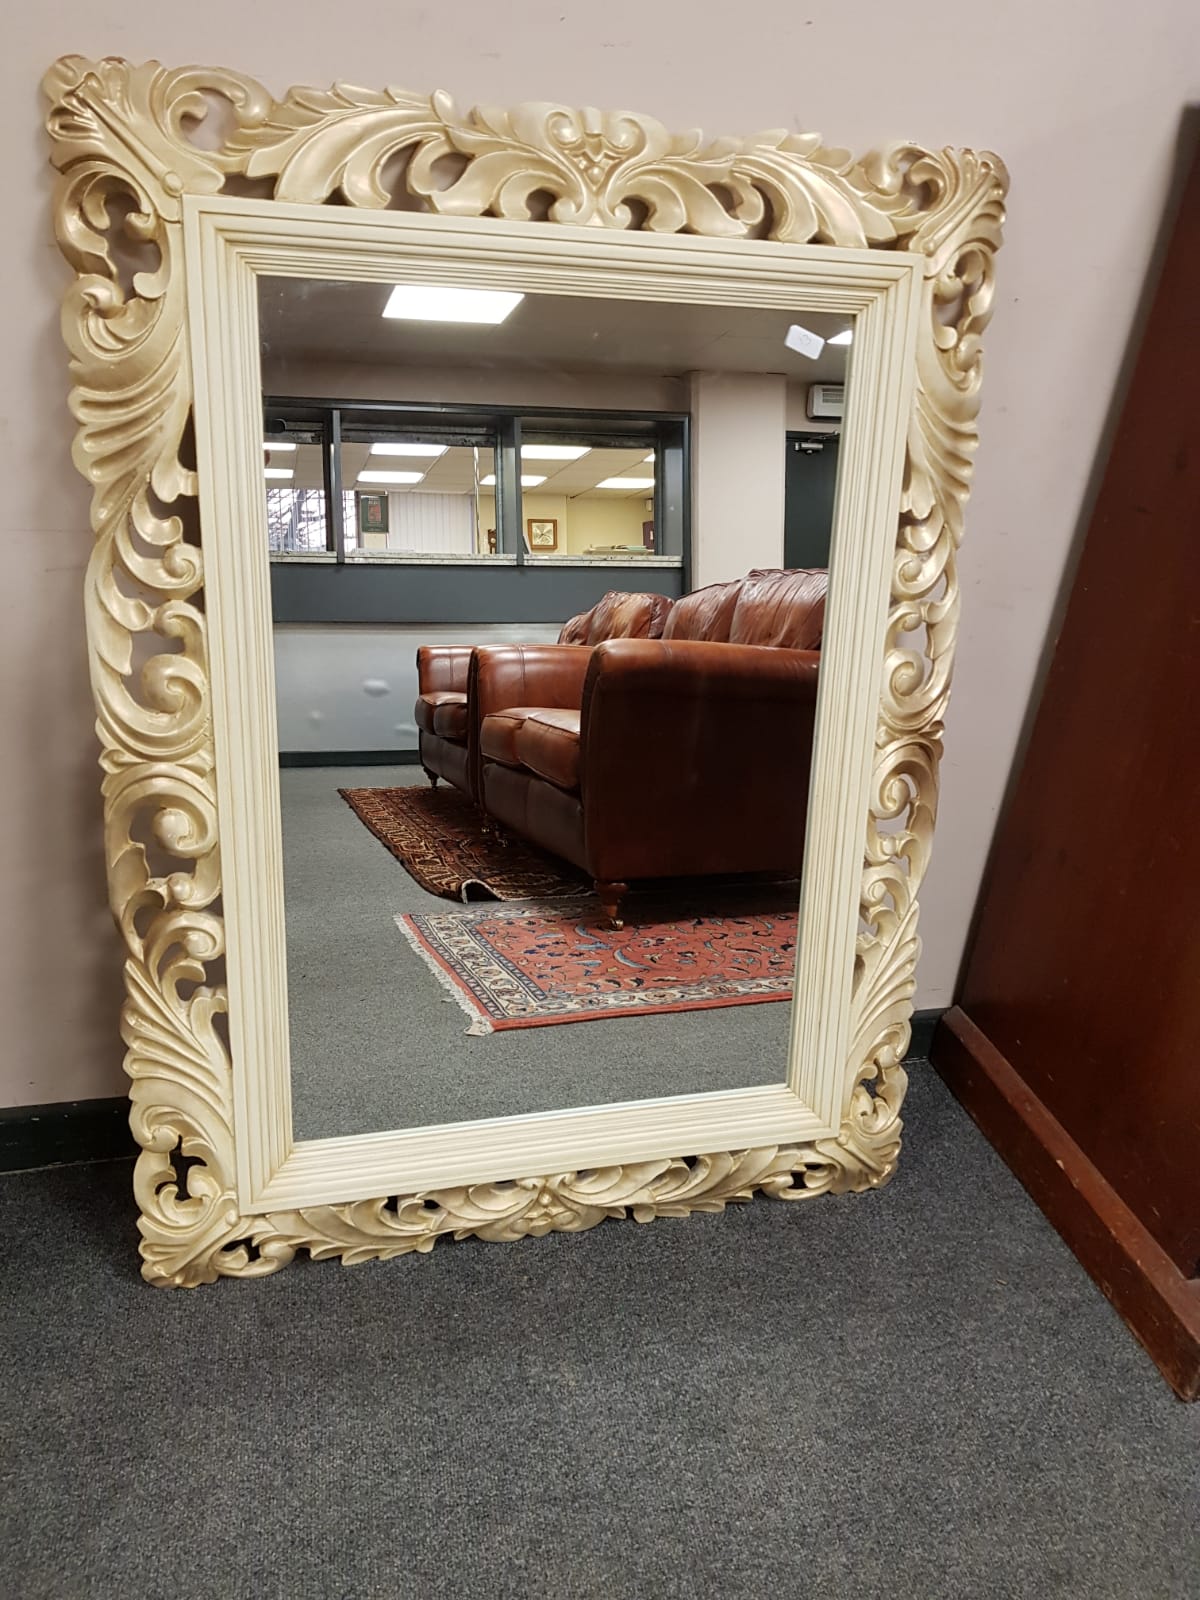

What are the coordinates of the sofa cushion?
(431, 698, 469, 741)
(661, 579, 742, 642)
(587, 590, 672, 643)
(514, 709, 582, 793)
(558, 590, 672, 645)
(415, 690, 466, 735)
(479, 707, 542, 767)
(729, 568, 828, 650)
(557, 610, 592, 644)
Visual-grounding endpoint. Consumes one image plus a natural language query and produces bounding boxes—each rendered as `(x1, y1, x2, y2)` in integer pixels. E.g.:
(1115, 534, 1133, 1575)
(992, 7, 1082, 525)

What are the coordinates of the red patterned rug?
(339, 784, 588, 902)
(395, 893, 797, 1032)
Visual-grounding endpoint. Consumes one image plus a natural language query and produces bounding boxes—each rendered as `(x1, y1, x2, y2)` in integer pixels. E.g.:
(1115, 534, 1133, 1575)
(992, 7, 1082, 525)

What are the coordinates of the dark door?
(784, 432, 840, 569)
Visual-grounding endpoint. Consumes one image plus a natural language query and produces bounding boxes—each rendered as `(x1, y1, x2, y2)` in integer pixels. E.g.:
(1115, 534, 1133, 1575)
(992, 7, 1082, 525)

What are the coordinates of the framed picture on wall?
(527, 517, 558, 551)
(357, 492, 388, 535)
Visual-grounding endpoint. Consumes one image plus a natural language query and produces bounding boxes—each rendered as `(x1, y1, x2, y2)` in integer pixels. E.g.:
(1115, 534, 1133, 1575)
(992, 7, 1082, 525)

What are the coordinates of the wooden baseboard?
(932, 1006, 1200, 1401)
(279, 749, 420, 768)
(907, 1008, 942, 1060)
(0, 1097, 136, 1174)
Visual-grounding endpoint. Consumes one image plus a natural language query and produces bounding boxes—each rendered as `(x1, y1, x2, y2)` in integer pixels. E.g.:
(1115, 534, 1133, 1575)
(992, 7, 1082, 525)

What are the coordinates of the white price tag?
(784, 324, 825, 359)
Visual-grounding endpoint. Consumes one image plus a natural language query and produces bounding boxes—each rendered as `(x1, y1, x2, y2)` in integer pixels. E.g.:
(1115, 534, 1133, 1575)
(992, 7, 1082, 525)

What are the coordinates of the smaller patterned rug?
(340, 784, 588, 902)
(395, 894, 797, 1033)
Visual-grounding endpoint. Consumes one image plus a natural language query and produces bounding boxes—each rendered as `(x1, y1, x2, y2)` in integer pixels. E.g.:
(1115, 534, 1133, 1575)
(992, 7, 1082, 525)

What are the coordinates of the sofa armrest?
(417, 645, 474, 696)
(472, 644, 594, 718)
(578, 638, 822, 881)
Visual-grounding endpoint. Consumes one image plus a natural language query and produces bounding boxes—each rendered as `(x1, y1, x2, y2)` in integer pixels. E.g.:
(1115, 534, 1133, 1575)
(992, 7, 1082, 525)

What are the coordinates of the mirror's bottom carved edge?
(131, 1070, 906, 1288)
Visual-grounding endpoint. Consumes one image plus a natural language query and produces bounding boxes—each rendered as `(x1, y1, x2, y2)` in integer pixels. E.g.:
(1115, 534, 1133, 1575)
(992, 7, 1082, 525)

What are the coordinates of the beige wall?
(6, 2, 1198, 1106)
(264, 355, 685, 414)
(691, 372, 787, 584)
(479, 493, 649, 554)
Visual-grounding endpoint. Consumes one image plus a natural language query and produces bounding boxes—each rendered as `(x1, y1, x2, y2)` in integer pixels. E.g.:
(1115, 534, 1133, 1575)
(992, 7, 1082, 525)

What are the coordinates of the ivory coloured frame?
(190, 199, 918, 1206)
(44, 56, 1006, 1285)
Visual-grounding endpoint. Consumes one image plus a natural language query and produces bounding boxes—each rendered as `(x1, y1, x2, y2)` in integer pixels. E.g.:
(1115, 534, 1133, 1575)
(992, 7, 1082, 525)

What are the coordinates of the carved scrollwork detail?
(245, 1143, 894, 1274)
(850, 143, 1006, 1118)
(45, 57, 1004, 1285)
(229, 83, 920, 246)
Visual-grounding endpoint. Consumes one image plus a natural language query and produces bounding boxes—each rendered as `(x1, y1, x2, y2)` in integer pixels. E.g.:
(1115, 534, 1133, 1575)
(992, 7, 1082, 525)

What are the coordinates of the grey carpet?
(2, 1065, 1196, 1600)
(282, 764, 790, 1139)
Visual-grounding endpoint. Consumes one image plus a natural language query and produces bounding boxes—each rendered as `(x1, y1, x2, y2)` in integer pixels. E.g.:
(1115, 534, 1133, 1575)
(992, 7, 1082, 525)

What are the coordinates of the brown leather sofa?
(415, 590, 671, 797)
(473, 568, 827, 922)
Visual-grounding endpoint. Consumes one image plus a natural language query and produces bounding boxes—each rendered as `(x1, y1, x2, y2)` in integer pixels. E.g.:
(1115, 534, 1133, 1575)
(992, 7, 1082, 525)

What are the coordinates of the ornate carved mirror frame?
(44, 56, 1006, 1286)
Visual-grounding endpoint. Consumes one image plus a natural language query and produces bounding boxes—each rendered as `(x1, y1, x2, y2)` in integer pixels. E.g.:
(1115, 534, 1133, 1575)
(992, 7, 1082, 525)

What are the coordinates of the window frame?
(263, 396, 689, 574)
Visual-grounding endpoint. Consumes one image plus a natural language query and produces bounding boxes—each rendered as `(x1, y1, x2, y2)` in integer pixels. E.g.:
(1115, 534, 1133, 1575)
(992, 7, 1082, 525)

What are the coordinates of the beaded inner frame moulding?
(44, 56, 1006, 1286)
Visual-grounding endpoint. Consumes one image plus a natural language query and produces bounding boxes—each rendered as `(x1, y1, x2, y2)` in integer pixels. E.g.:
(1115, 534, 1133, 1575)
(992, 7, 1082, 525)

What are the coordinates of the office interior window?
(263, 424, 330, 552)
(264, 402, 683, 563)
(518, 436, 658, 559)
(341, 426, 499, 558)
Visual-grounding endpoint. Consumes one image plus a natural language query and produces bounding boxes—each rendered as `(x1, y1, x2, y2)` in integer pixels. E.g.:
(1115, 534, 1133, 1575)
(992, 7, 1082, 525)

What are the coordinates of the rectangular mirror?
(259, 275, 850, 1138)
(190, 206, 924, 1218)
(46, 56, 1005, 1283)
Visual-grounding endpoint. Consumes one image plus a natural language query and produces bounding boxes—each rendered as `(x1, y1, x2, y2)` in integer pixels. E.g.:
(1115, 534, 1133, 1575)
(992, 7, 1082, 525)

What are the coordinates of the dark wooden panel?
(954, 139, 1200, 1276)
(933, 1010, 1200, 1400)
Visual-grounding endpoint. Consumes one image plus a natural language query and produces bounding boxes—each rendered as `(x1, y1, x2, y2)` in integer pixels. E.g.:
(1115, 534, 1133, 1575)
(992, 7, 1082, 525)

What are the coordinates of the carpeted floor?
(281, 765, 790, 1139)
(1, 1065, 1197, 1600)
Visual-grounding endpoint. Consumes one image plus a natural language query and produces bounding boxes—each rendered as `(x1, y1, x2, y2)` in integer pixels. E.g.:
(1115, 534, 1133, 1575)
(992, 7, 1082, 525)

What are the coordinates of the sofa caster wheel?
(595, 880, 628, 928)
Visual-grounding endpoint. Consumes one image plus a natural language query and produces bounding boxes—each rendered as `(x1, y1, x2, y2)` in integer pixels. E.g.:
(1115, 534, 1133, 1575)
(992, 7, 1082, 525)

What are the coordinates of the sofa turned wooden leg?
(422, 767, 439, 789)
(595, 880, 628, 928)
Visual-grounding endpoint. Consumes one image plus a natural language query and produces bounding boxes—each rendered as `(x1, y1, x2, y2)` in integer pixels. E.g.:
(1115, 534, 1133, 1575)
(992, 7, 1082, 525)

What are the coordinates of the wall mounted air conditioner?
(806, 384, 844, 420)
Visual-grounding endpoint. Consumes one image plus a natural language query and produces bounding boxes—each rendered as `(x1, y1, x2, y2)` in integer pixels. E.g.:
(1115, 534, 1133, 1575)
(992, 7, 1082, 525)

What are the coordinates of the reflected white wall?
(273, 622, 561, 753)
(689, 373, 787, 586)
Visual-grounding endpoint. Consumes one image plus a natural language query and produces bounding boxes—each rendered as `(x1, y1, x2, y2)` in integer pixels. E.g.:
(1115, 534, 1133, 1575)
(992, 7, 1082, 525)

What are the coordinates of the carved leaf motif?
(849, 145, 1005, 1109)
(231, 84, 913, 246)
(44, 57, 1005, 1284)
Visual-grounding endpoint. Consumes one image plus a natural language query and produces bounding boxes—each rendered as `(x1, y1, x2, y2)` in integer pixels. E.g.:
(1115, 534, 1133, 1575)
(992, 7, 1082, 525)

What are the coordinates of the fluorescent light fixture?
(357, 470, 425, 485)
(382, 284, 524, 324)
(263, 441, 297, 451)
(520, 444, 591, 461)
(643, 453, 655, 462)
(263, 468, 294, 480)
(368, 442, 448, 458)
(479, 474, 547, 488)
(596, 477, 655, 490)
(827, 329, 853, 346)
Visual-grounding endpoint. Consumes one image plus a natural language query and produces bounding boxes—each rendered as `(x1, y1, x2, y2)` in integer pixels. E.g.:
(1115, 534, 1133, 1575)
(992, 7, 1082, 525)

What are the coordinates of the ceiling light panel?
(827, 330, 853, 346)
(369, 442, 449, 458)
(520, 445, 591, 461)
(264, 468, 295, 480)
(357, 470, 426, 485)
(382, 285, 524, 324)
(596, 477, 655, 490)
(263, 441, 297, 451)
(479, 474, 547, 488)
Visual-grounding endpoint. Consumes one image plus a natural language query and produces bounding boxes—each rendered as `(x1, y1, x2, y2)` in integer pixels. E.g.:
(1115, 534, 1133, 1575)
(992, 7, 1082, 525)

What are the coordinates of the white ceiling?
(258, 278, 851, 386)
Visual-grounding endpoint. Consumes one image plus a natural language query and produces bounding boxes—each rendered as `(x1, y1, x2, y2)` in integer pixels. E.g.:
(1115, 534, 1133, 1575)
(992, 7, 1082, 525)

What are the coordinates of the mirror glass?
(258, 275, 849, 1138)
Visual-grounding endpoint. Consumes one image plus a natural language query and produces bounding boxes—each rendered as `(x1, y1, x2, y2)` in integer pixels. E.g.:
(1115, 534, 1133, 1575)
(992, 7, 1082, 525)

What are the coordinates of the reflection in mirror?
(258, 276, 849, 1139)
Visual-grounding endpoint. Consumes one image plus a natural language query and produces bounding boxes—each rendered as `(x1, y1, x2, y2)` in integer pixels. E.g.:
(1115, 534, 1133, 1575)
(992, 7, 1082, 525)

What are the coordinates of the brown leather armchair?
(414, 590, 672, 797)
(474, 568, 828, 921)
